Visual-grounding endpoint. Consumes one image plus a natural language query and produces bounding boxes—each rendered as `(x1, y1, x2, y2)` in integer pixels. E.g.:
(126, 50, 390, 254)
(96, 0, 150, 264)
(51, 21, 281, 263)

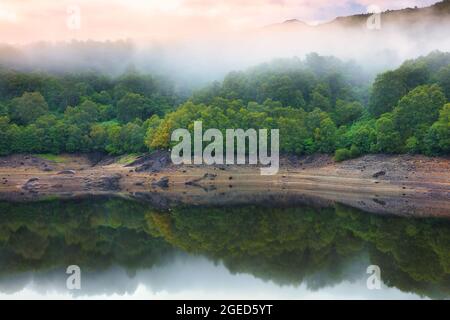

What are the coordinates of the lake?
(0, 196, 449, 299)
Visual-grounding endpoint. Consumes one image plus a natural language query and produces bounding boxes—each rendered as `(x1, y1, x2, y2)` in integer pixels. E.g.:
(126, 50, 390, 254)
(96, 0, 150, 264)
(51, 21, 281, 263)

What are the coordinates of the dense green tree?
(18, 125, 42, 153)
(120, 122, 146, 153)
(34, 115, 66, 153)
(0, 102, 7, 116)
(425, 103, 450, 155)
(375, 113, 402, 153)
(0, 52, 448, 157)
(314, 117, 337, 153)
(369, 51, 450, 117)
(8, 91, 49, 125)
(54, 81, 92, 112)
(436, 65, 450, 99)
(343, 121, 377, 155)
(144, 115, 163, 151)
(91, 90, 113, 105)
(90, 123, 110, 152)
(277, 115, 309, 154)
(332, 100, 364, 126)
(334, 148, 352, 162)
(258, 75, 306, 108)
(64, 99, 100, 129)
(310, 88, 332, 112)
(117, 93, 155, 123)
(0, 116, 11, 155)
(393, 84, 446, 143)
(113, 72, 156, 99)
(6, 124, 22, 153)
(104, 123, 122, 154)
(66, 125, 91, 153)
(369, 71, 408, 117)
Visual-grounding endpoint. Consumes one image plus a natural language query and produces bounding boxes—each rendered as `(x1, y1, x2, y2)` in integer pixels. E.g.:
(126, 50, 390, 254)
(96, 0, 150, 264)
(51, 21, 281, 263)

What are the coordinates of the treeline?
(149, 52, 450, 159)
(0, 52, 449, 158)
(0, 69, 180, 154)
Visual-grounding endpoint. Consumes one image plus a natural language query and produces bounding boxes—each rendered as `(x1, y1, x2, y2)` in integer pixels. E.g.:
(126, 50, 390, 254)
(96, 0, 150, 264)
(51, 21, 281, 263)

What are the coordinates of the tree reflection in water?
(0, 196, 449, 299)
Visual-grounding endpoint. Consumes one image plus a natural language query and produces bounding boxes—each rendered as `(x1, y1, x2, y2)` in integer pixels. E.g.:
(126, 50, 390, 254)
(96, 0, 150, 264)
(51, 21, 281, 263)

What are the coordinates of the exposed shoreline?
(0, 153, 449, 218)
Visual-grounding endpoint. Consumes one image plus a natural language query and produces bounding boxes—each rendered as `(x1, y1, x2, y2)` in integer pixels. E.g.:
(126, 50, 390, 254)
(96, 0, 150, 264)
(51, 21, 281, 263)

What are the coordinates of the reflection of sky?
(0, 254, 425, 300)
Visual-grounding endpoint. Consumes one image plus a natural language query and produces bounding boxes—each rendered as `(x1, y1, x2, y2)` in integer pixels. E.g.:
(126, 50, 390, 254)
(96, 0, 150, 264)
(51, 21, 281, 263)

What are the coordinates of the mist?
(0, 2, 449, 89)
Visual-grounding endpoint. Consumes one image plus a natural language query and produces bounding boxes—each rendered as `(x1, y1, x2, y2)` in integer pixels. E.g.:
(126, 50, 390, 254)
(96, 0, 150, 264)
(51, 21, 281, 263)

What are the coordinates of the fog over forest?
(0, 1, 449, 159)
(0, 1, 449, 88)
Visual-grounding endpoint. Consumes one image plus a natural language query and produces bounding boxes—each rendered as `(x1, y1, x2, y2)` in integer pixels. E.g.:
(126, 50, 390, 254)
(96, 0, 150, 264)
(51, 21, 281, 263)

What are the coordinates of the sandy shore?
(0, 153, 449, 217)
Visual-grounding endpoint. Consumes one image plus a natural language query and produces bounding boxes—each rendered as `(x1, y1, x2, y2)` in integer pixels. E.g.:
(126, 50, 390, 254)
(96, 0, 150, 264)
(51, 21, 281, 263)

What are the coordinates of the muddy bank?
(0, 152, 449, 217)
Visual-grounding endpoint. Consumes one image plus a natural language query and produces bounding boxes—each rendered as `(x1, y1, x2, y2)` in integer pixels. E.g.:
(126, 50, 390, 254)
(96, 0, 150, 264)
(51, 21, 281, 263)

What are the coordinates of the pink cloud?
(0, 0, 440, 44)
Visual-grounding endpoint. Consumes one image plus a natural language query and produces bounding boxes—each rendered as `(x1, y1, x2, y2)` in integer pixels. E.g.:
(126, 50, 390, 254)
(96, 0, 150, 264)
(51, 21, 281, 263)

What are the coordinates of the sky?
(0, 0, 441, 44)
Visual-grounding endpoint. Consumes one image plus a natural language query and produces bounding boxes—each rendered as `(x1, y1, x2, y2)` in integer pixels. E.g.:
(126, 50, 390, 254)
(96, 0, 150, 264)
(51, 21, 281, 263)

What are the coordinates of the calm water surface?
(0, 196, 449, 299)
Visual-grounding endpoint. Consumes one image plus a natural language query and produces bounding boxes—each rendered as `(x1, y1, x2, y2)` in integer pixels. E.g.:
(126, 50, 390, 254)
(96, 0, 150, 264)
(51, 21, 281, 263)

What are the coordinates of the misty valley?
(0, 0, 449, 303)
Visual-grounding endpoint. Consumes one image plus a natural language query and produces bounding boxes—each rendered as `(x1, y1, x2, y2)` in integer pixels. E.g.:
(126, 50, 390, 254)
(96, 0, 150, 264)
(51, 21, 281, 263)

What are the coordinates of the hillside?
(267, 0, 450, 31)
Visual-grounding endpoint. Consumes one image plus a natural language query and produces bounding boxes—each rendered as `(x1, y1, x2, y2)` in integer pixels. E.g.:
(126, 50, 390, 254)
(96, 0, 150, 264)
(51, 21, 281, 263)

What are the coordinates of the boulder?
(57, 170, 76, 175)
(372, 171, 386, 178)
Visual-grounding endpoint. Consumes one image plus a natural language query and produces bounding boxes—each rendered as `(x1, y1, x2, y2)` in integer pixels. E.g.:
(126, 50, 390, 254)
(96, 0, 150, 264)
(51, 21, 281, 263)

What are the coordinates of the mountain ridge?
(267, 0, 450, 30)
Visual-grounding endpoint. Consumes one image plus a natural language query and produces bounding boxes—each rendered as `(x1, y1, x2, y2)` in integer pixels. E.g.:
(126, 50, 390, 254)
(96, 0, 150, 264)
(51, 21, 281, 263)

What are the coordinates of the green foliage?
(9, 91, 49, 125)
(192, 54, 367, 110)
(310, 85, 332, 112)
(369, 51, 450, 116)
(146, 52, 449, 158)
(64, 99, 100, 129)
(393, 84, 446, 140)
(66, 124, 90, 153)
(0, 52, 448, 157)
(334, 148, 352, 162)
(313, 117, 337, 153)
(369, 71, 408, 116)
(117, 92, 152, 123)
(375, 113, 402, 153)
(0, 68, 178, 155)
(146, 99, 337, 155)
(332, 100, 364, 126)
(0, 102, 7, 116)
(436, 65, 450, 99)
(0, 116, 11, 155)
(119, 122, 146, 154)
(144, 115, 163, 150)
(425, 103, 450, 154)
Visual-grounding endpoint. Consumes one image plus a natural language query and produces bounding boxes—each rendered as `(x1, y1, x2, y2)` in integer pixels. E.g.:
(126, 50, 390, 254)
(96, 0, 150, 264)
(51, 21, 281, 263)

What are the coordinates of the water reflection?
(0, 197, 449, 299)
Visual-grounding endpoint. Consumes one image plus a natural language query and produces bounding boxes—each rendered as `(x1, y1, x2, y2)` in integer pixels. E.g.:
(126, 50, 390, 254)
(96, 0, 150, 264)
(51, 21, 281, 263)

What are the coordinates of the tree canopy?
(0, 51, 448, 159)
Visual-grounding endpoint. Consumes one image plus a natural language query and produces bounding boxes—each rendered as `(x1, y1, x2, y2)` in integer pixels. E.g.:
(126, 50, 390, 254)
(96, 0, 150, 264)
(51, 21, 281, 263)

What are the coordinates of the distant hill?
(325, 0, 450, 29)
(265, 19, 313, 30)
(0, 1, 448, 84)
(267, 0, 450, 31)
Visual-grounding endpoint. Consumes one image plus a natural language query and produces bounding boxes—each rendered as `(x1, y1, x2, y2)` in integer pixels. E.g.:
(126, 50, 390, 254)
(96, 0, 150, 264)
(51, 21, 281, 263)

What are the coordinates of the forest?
(0, 51, 449, 160)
